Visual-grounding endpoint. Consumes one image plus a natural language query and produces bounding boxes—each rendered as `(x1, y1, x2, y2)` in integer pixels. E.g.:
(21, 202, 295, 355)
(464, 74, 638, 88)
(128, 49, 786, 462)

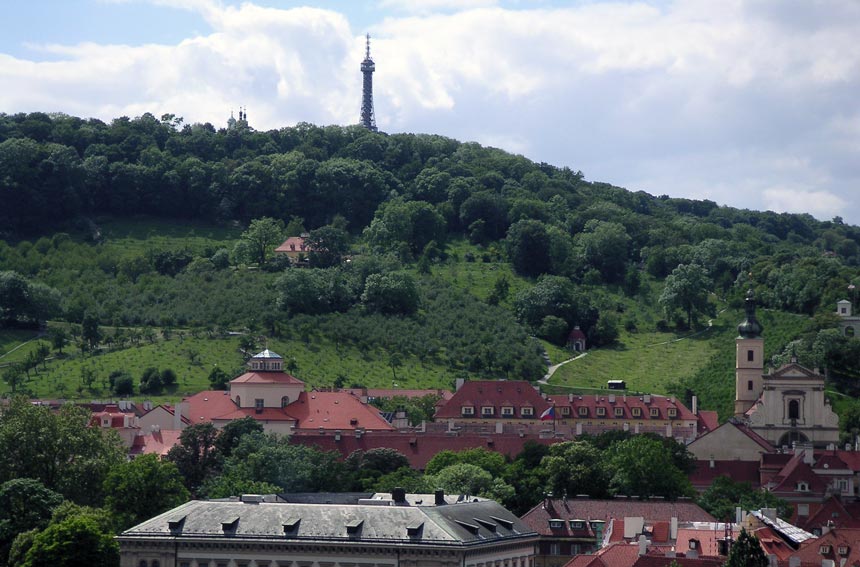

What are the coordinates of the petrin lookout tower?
(360, 33, 377, 131)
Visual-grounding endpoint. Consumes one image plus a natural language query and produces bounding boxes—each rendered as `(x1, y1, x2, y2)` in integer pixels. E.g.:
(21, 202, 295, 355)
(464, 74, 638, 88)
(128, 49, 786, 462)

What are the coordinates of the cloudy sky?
(2, 0, 859, 225)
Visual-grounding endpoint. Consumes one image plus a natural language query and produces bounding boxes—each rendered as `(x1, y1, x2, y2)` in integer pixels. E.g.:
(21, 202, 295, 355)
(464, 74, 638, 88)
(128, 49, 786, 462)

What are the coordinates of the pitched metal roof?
(119, 498, 535, 547)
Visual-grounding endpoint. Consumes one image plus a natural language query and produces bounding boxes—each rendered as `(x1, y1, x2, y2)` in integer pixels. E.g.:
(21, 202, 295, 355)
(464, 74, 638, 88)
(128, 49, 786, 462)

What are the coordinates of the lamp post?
(850, 284, 856, 312)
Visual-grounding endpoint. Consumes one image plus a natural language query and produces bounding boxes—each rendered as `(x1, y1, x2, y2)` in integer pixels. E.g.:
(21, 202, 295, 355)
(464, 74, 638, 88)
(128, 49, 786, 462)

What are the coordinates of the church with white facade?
(735, 291, 839, 448)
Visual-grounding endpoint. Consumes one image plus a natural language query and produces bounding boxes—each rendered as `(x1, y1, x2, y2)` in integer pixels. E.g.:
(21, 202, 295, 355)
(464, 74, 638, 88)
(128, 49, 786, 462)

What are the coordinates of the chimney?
(569, 393, 574, 402)
(455, 378, 465, 391)
(692, 395, 698, 415)
(173, 402, 184, 430)
(435, 490, 446, 505)
(392, 487, 407, 505)
(644, 395, 651, 404)
(670, 517, 678, 540)
(804, 447, 814, 465)
(638, 534, 649, 556)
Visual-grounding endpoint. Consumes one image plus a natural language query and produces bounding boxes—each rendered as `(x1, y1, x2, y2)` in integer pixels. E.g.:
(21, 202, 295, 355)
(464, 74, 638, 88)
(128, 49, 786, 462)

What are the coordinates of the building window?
(152, 562, 160, 567)
(549, 543, 561, 556)
(139, 561, 148, 567)
(578, 407, 588, 416)
(501, 406, 514, 417)
(596, 407, 606, 417)
(614, 407, 624, 417)
(747, 349, 754, 362)
(667, 408, 677, 418)
(461, 406, 475, 416)
(631, 407, 641, 417)
(281, 396, 290, 408)
(549, 519, 564, 529)
(180, 562, 190, 567)
(748, 380, 753, 391)
(650, 408, 659, 417)
(839, 479, 849, 492)
(819, 545, 831, 554)
(481, 406, 495, 416)
(521, 407, 534, 417)
(255, 398, 264, 410)
(559, 406, 570, 416)
(569, 520, 584, 529)
(839, 546, 848, 555)
(789, 399, 800, 420)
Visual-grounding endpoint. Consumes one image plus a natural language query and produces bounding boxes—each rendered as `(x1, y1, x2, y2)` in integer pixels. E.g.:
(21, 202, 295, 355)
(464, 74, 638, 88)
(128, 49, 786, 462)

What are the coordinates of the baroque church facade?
(734, 291, 839, 448)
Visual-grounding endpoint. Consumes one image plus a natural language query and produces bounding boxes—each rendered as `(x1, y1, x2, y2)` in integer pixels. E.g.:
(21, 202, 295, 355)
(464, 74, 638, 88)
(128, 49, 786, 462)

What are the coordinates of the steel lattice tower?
(359, 33, 377, 131)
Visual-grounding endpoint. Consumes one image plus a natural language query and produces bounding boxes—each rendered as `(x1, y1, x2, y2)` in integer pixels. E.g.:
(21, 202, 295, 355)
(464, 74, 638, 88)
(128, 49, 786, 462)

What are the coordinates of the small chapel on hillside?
(735, 291, 839, 448)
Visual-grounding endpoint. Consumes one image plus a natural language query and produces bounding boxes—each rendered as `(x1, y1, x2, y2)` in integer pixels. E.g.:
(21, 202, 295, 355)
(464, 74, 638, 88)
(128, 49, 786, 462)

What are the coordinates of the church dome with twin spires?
(737, 289, 763, 338)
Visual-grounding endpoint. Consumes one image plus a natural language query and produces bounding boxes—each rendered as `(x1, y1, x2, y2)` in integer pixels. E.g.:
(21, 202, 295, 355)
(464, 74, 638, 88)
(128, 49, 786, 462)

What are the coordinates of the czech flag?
(540, 406, 555, 421)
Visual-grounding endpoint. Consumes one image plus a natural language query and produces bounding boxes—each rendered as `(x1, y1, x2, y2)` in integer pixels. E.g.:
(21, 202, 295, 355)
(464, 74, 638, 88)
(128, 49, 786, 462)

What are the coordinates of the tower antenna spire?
(359, 33, 378, 131)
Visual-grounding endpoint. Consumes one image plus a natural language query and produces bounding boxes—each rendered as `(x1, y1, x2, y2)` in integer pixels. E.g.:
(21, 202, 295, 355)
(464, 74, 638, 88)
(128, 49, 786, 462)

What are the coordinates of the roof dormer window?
(521, 407, 534, 417)
(461, 406, 475, 416)
(797, 481, 809, 492)
(667, 408, 677, 418)
(481, 406, 495, 416)
(548, 519, 564, 529)
(578, 407, 588, 416)
(596, 407, 606, 417)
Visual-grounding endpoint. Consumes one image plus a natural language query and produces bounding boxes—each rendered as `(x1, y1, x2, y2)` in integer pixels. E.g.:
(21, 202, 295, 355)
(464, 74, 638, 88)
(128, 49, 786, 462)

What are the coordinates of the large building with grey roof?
(118, 491, 538, 567)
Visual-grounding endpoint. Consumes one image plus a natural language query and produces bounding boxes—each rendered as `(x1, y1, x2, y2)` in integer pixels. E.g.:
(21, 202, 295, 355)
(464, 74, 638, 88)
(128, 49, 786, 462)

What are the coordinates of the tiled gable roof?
(789, 528, 860, 565)
(288, 392, 394, 431)
(521, 498, 714, 537)
(799, 496, 860, 532)
(230, 371, 304, 385)
(546, 394, 696, 421)
(689, 460, 761, 490)
(434, 381, 549, 419)
(769, 456, 828, 494)
(129, 430, 182, 457)
(275, 236, 309, 254)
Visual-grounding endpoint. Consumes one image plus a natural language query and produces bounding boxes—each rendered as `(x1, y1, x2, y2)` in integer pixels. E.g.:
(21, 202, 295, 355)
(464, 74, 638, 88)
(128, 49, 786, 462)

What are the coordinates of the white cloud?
(2, 0, 859, 224)
(763, 188, 847, 220)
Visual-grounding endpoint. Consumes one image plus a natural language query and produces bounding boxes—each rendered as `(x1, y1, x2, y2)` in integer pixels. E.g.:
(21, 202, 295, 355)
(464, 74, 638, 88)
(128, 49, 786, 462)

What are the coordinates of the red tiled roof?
(798, 496, 860, 532)
(129, 430, 182, 457)
(521, 498, 714, 537)
(769, 455, 828, 495)
(288, 392, 394, 431)
(274, 236, 308, 254)
(568, 327, 587, 341)
(184, 390, 241, 423)
(696, 411, 719, 434)
(230, 371, 304, 385)
(675, 527, 734, 559)
(788, 528, 860, 565)
(290, 431, 554, 469)
(546, 394, 697, 422)
(689, 460, 761, 491)
(632, 556, 723, 567)
(434, 380, 550, 419)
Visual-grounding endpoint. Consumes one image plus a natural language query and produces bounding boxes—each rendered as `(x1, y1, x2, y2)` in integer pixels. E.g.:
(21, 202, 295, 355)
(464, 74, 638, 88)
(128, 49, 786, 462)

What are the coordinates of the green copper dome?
(737, 289, 763, 338)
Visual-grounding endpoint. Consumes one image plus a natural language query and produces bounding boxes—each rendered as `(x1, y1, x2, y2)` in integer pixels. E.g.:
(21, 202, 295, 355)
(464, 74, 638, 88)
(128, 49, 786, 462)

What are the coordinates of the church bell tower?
(735, 290, 764, 417)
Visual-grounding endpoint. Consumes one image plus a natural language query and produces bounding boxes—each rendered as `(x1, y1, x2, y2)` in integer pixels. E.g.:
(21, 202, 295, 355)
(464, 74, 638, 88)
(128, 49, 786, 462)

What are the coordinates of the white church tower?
(735, 290, 764, 417)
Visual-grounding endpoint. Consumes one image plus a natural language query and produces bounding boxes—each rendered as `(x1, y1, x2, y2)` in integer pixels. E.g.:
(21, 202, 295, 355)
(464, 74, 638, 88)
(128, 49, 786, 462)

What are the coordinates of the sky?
(2, 0, 859, 225)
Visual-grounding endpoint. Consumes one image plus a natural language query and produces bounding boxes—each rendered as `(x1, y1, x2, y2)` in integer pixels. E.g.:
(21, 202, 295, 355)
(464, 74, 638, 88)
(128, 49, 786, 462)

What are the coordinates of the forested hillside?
(1, 111, 859, 423)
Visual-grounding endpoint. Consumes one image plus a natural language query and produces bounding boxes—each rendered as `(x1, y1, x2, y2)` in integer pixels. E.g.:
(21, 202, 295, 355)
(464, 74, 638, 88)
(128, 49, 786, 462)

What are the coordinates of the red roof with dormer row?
(521, 498, 714, 537)
(434, 380, 550, 419)
(547, 394, 697, 421)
